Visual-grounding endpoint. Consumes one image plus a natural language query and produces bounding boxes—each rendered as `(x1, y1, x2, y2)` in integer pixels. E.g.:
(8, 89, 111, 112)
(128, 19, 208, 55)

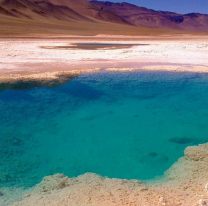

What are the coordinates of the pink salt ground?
(0, 36, 208, 83)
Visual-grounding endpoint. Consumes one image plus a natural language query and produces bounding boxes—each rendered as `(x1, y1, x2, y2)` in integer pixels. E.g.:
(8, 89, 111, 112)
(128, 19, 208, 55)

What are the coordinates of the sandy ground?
(1, 35, 208, 206)
(0, 35, 208, 83)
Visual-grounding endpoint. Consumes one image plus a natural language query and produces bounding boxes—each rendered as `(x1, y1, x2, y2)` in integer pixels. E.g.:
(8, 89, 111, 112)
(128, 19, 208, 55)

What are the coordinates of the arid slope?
(0, 0, 207, 36)
(92, 1, 208, 32)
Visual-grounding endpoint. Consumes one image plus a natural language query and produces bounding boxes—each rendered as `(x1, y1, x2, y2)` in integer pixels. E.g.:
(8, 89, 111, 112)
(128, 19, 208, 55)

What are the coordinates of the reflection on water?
(0, 74, 78, 92)
(1, 70, 208, 188)
(41, 43, 148, 50)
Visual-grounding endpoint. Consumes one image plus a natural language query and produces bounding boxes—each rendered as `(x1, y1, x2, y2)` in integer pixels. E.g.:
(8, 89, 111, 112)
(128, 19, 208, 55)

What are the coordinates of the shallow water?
(1, 70, 208, 187)
(41, 43, 148, 50)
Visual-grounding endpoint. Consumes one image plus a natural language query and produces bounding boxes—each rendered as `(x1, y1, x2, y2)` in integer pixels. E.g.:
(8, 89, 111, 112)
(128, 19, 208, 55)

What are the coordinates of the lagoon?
(1, 70, 208, 188)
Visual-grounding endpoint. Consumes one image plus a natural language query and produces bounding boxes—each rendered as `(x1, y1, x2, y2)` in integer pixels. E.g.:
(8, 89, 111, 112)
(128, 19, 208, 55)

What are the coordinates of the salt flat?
(0, 35, 208, 83)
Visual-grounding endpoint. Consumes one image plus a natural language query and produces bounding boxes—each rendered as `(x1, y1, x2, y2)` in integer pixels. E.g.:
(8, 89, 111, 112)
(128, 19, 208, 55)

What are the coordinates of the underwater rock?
(0, 190, 4, 196)
(168, 137, 193, 144)
(184, 143, 208, 161)
(59, 80, 104, 100)
(148, 152, 158, 158)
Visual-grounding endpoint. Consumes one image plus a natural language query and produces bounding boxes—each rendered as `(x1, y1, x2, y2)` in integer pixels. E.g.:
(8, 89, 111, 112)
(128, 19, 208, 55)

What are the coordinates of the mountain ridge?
(0, 0, 207, 36)
(0, 0, 129, 23)
(91, 1, 208, 32)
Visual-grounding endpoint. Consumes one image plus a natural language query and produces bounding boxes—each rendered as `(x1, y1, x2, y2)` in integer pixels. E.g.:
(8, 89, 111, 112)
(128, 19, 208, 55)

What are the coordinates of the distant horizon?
(94, 0, 208, 15)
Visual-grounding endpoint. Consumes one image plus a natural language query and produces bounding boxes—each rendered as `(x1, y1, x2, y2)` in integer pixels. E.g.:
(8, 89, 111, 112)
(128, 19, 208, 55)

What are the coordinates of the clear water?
(1, 70, 208, 188)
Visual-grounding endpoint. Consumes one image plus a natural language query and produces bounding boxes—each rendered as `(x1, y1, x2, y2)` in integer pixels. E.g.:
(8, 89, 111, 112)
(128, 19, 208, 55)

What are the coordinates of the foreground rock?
(7, 143, 208, 206)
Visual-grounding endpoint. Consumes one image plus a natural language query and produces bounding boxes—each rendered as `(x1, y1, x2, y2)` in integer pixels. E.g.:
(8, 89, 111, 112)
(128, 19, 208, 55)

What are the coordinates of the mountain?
(0, 0, 129, 23)
(0, 0, 207, 36)
(0, 0, 91, 21)
(45, 0, 127, 23)
(91, 1, 208, 32)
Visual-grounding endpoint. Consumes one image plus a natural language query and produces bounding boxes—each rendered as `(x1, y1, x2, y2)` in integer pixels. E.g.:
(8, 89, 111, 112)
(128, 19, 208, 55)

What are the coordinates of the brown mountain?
(91, 1, 208, 32)
(0, 0, 128, 23)
(0, 0, 207, 36)
(45, 0, 128, 23)
(0, 0, 91, 20)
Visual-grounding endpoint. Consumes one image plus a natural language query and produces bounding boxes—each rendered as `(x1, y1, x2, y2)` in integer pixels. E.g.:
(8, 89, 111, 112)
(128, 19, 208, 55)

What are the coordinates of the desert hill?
(0, 0, 207, 36)
(45, 0, 127, 23)
(92, 1, 208, 32)
(0, 0, 128, 23)
(0, 0, 92, 21)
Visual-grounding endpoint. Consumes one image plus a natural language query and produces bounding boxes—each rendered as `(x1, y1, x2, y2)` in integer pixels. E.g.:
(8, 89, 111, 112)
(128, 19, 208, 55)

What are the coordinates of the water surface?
(1, 70, 208, 187)
(41, 43, 148, 50)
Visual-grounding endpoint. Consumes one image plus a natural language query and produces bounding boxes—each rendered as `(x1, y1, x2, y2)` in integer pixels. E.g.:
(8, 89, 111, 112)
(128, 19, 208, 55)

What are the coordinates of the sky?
(110, 0, 208, 14)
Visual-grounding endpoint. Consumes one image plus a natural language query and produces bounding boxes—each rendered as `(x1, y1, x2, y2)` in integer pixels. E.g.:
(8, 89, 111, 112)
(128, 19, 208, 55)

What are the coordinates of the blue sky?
(109, 0, 208, 14)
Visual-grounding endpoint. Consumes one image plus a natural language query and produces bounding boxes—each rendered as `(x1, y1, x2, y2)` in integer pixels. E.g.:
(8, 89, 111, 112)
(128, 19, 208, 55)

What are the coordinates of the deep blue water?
(1, 70, 208, 187)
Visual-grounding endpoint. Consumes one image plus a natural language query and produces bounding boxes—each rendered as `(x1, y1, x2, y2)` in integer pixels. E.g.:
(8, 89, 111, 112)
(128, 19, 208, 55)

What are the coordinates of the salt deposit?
(0, 36, 208, 83)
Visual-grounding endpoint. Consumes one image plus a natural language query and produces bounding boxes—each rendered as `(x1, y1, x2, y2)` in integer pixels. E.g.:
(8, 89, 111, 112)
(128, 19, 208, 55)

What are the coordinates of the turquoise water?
(1, 70, 208, 187)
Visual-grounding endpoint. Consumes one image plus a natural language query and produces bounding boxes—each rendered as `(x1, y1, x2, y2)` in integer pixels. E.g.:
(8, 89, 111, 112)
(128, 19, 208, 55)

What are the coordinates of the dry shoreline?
(1, 35, 208, 206)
